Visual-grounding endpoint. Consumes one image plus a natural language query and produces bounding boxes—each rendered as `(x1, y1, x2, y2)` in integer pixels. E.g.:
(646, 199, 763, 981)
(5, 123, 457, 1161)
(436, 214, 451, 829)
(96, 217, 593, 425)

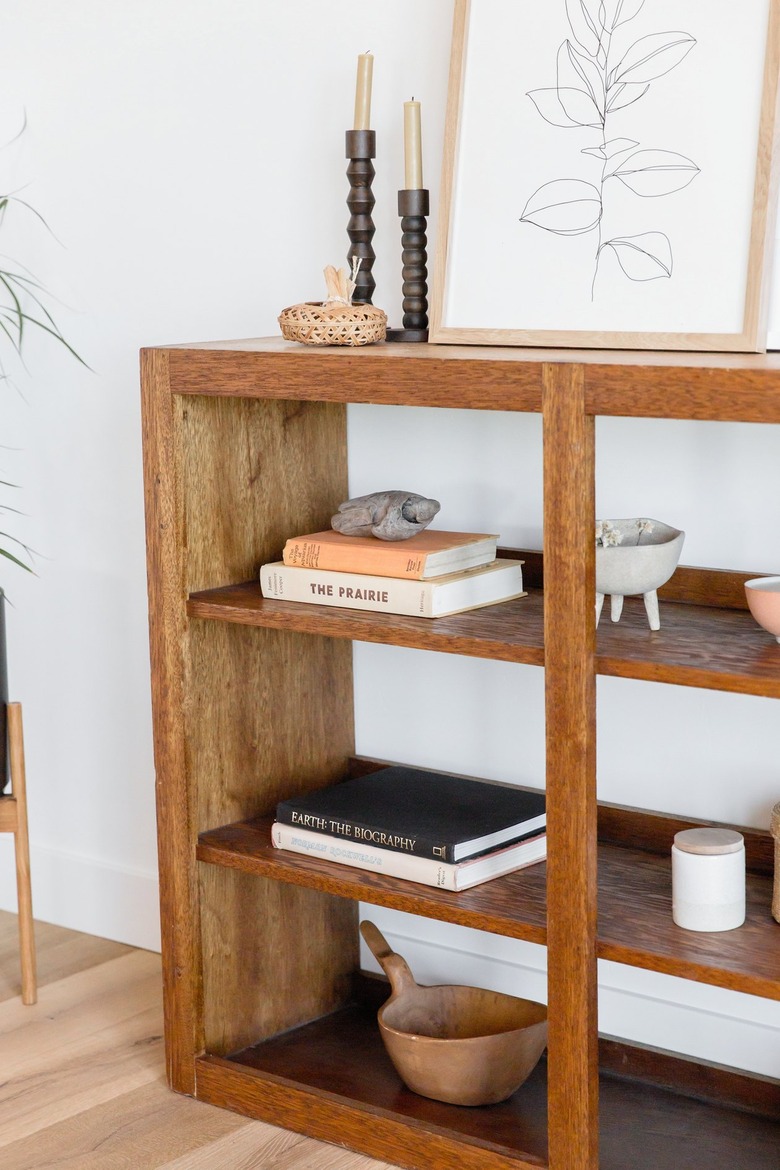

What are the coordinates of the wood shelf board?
(596, 848, 779, 998)
(187, 583, 546, 666)
(196, 817, 547, 944)
(194, 1005, 780, 1170)
(150, 338, 780, 423)
(188, 582, 780, 696)
(197, 818, 780, 1000)
(595, 595, 780, 696)
(165, 343, 544, 412)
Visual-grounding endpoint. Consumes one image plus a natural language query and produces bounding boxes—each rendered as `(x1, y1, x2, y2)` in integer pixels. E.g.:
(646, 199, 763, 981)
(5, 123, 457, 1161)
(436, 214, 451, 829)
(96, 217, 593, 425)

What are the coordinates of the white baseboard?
(0, 838, 161, 952)
(360, 906, 780, 1080)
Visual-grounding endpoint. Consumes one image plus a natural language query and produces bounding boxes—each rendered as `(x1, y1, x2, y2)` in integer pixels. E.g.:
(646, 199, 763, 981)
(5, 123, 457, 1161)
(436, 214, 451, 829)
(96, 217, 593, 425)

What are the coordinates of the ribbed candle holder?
(386, 188, 429, 343)
(345, 129, 376, 306)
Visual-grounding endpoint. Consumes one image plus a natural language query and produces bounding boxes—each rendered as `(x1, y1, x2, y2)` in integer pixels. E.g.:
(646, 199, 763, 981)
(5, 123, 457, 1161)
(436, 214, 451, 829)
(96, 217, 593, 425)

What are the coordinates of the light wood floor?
(0, 911, 393, 1169)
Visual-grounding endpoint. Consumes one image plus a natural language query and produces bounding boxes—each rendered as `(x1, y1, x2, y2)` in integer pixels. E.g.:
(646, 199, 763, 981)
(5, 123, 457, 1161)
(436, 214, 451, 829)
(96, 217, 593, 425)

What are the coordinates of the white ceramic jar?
(671, 828, 746, 932)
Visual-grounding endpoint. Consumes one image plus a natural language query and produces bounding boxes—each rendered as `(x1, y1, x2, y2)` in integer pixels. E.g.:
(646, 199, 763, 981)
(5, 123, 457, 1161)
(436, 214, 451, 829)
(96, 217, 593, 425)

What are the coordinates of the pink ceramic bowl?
(745, 577, 780, 642)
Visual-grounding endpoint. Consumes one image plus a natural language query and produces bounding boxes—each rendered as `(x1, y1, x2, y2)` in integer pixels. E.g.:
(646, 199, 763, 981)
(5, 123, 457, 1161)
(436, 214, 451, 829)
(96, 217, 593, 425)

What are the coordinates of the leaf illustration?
(581, 137, 638, 161)
(558, 85, 604, 127)
(611, 32, 696, 85)
(564, 40, 605, 110)
(528, 88, 592, 128)
(521, 179, 602, 236)
(565, 0, 605, 56)
(609, 149, 699, 196)
(604, 233, 672, 279)
(606, 81, 650, 112)
(610, 0, 645, 28)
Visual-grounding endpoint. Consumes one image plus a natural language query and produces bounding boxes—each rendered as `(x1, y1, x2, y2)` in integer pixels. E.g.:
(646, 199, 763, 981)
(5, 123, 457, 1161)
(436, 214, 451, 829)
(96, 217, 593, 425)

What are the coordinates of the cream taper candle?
(354, 52, 374, 131)
(404, 99, 423, 188)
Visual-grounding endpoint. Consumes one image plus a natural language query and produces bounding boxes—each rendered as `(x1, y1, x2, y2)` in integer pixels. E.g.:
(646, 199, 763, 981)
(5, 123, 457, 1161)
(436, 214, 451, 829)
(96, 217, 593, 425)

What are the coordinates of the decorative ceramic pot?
(744, 576, 780, 643)
(595, 518, 684, 631)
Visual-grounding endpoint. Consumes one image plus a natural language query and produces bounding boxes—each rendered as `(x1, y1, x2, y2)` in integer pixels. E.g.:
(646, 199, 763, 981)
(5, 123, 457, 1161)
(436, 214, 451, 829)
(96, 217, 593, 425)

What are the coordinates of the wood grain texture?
(187, 578, 780, 696)
(141, 347, 201, 1093)
(198, 1006, 780, 1170)
(0, 950, 163, 1145)
(199, 864, 356, 1056)
(188, 584, 545, 667)
(172, 394, 357, 1054)
(196, 1050, 548, 1170)
(157, 337, 780, 420)
(0, 928, 391, 1170)
(197, 814, 779, 1001)
(0, 910, 132, 1003)
(542, 363, 598, 1170)
(167, 344, 543, 412)
(6, 705, 35, 1005)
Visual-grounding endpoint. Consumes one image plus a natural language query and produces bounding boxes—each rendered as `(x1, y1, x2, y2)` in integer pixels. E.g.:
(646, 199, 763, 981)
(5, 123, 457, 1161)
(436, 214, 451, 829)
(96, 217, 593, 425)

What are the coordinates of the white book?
(271, 821, 546, 892)
(259, 558, 525, 618)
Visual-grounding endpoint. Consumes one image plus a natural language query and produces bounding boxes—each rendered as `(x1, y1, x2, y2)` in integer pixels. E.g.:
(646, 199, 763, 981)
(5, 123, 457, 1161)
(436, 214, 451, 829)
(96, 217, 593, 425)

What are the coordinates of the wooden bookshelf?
(142, 340, 780, 1170)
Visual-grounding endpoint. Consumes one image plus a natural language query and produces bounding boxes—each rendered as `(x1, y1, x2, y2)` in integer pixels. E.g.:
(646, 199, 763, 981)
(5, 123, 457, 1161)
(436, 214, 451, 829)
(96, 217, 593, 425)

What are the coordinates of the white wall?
(0, 1, 778, 1075)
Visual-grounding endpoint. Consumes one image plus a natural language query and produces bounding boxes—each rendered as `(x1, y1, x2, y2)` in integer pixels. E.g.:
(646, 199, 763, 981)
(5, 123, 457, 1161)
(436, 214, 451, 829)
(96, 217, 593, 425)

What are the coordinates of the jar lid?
(674, 828, 744, 855)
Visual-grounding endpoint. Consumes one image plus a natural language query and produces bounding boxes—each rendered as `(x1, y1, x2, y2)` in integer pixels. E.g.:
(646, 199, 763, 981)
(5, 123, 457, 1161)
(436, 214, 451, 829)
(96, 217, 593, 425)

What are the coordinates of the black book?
(275, 766, 546, 862)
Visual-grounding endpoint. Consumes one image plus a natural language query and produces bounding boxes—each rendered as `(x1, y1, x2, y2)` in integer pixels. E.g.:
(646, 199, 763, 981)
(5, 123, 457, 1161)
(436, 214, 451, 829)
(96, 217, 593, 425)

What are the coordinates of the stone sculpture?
(331, 490, 441, 541)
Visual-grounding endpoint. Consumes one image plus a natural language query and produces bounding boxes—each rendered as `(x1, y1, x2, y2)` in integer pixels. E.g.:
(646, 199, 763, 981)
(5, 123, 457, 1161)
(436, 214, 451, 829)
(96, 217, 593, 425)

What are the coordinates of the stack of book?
(259, 528, 526, 618)
(272, 765, 546, 891)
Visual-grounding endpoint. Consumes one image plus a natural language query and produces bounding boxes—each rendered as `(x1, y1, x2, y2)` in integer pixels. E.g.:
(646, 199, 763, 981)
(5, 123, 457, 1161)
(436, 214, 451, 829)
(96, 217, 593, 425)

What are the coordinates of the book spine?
(260, 563, 434, 617)
(283, 538, 426, 579)
(271, 822, 461, 889)
(275, 804, 457, 861)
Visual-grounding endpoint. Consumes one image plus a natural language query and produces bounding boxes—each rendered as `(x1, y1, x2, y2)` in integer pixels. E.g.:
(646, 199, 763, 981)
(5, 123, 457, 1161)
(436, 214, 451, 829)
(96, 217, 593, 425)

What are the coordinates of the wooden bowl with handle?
(360, 920, 548, 1107)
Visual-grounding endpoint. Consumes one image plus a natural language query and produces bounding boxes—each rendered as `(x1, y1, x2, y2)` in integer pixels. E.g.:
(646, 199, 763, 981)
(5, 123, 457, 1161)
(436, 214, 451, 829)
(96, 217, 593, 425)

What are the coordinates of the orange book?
(281, 529, 499, 579)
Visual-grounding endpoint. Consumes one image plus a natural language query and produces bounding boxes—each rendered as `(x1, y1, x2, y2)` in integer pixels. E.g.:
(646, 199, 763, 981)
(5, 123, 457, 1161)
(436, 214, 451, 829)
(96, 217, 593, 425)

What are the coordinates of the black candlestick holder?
(345, 129, 376, 306)
(386, 188, 429, 343)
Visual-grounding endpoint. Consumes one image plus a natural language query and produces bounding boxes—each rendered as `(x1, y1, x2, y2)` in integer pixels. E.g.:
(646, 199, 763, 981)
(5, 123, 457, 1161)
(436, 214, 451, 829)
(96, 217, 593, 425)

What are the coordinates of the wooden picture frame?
(430, 0, 780, 351)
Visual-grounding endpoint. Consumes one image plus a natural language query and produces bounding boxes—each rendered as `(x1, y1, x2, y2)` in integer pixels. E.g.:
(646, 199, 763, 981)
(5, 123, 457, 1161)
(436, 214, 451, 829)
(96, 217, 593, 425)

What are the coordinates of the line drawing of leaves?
(564, 40, 605, 111)
(581, 137, 639, 160)
(521, 179, 603, 235)
(565, 0, 606, 56)
(606, 81, 650, 112)
(603, 232, 673, 279)
(522, 0, 698, 301)
(528, 88, 601, 128)
(610, 0, 645, 28)
(610, 32, 696, 86)
(558, 85, 605, 126)
(608, 149, 699, 195)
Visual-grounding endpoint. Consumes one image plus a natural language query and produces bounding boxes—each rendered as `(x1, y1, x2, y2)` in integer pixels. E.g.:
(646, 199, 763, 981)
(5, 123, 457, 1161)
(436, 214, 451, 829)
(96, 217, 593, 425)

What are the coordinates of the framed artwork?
(430, 0, 780, 351)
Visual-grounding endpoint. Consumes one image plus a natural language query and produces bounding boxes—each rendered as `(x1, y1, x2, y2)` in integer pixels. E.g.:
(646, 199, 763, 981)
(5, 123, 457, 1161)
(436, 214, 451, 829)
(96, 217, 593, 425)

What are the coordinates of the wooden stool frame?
(0, 702, 36, 1004)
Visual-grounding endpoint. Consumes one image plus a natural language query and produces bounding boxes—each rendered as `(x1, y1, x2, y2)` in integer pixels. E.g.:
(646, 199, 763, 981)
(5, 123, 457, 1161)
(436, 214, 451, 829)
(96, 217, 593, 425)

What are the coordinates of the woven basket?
(278, 301, 387, 346)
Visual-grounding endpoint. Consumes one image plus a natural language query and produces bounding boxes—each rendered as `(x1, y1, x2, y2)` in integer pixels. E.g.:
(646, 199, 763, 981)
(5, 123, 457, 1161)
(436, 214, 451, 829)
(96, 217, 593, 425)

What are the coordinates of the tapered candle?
(353, 52, 374, 130)
(404, 99, 423, 189)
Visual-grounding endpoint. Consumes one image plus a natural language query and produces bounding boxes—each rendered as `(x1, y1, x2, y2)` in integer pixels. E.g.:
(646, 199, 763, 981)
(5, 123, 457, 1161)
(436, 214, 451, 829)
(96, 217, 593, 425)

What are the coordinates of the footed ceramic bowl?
(595, 519, 684, 631)
(745, 576, 780, 642)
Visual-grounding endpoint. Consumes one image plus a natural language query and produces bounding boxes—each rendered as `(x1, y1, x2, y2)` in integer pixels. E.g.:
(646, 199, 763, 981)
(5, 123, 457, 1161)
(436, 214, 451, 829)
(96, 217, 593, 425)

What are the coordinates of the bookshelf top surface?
(151, 337, 780, 422)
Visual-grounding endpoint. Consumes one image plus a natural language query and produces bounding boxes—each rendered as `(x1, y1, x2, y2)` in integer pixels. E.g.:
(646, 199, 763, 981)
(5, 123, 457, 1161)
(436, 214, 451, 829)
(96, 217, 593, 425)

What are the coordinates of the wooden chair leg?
(8, 702, 36, 1005)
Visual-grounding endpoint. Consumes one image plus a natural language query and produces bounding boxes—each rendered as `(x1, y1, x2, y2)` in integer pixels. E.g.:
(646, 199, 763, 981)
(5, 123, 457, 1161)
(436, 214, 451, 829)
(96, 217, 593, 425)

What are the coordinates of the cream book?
(281, 529, 499, 579)
(259, 558, 525, 618)
(271, 821, 546, 891)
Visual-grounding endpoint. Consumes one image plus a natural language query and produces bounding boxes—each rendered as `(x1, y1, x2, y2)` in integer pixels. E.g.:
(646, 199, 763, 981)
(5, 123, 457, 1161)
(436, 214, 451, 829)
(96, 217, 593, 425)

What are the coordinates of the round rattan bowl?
(278, 300, 387, 346)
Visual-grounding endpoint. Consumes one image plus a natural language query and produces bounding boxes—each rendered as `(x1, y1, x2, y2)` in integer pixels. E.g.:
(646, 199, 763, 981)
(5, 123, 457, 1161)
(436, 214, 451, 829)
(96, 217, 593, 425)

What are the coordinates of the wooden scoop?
(360, 920, 547, 1106)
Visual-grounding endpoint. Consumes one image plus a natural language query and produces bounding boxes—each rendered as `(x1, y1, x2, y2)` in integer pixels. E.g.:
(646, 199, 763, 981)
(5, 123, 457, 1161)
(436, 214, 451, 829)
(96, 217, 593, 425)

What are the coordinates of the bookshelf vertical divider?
(542, 364, 598, 1170)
